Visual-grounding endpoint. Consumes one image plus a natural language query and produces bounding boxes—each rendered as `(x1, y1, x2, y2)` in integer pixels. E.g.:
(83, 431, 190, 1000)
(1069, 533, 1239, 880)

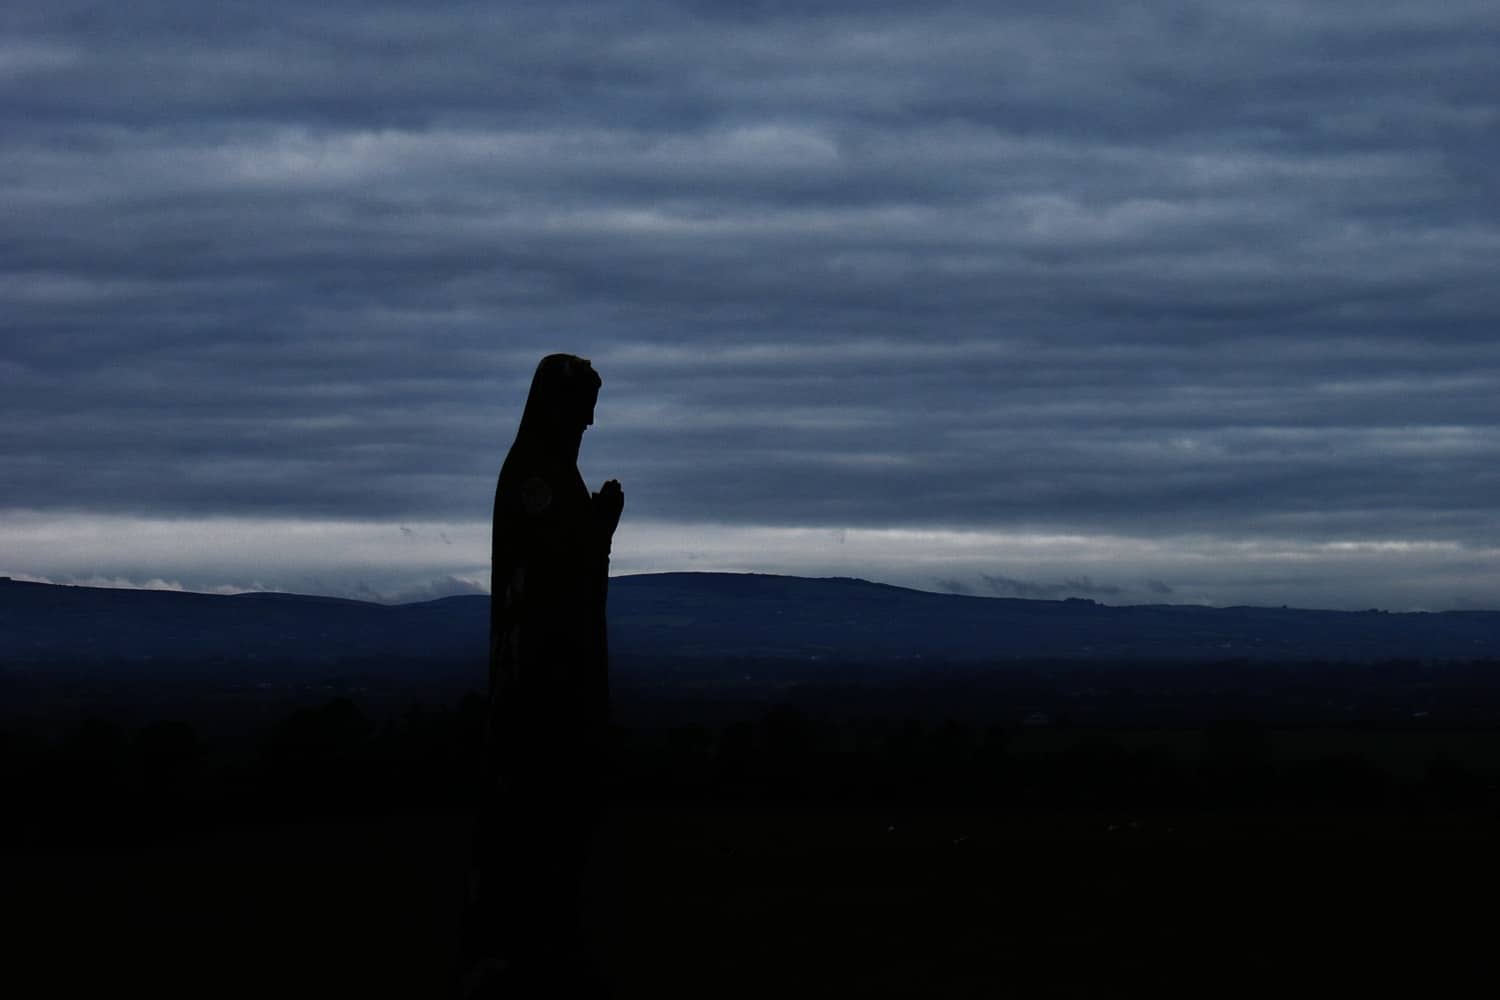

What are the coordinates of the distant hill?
(2, 572, 1498, 667)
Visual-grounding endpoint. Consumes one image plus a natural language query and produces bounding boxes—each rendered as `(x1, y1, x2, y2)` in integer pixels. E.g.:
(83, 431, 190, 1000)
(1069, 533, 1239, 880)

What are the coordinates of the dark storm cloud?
(4, 1, 1499, 597)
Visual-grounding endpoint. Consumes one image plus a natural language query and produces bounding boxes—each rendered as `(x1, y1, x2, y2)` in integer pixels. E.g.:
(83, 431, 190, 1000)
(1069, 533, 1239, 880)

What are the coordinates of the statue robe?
(462, 354, 613, 995)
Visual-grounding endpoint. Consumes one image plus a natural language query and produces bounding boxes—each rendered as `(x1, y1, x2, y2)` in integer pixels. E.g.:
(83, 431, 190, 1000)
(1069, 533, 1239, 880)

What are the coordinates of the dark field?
(8, 666, 1500, 997)
(9, 794, 1500, 997)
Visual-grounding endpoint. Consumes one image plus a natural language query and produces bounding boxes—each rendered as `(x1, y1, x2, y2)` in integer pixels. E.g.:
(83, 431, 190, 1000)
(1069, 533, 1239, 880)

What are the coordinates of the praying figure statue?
(461, 353, 622, 997)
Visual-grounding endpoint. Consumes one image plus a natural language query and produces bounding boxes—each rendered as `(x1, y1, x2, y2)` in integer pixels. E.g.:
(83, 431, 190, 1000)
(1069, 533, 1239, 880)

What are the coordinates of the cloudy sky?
(4, 1, 1499, 610)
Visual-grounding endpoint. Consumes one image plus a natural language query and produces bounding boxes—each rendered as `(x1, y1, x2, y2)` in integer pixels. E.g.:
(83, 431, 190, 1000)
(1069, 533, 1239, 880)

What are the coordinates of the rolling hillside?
(2, 571, 1497, 666)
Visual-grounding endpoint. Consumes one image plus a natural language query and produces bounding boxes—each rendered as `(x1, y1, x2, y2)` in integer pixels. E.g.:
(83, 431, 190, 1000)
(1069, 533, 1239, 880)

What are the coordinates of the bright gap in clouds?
(2, 512, 1497, 612)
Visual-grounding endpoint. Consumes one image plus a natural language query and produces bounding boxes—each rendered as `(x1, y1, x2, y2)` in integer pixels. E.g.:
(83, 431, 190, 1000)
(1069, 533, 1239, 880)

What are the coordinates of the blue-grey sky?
(4, 1, 1499, 609)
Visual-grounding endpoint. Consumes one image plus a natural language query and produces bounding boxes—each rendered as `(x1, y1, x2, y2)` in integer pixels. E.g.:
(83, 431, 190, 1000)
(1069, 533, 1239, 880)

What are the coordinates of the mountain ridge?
(2, 571, 1497, 666)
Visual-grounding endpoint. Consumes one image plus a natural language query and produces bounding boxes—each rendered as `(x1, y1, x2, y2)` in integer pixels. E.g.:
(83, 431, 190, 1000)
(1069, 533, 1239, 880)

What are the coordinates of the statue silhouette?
(461, 354, 622, 997)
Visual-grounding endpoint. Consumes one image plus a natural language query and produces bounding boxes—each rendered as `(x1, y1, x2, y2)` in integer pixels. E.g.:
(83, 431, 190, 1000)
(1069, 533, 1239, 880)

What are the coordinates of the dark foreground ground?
(8, 801, 1500, 998)
(11, 641, 1500, 995)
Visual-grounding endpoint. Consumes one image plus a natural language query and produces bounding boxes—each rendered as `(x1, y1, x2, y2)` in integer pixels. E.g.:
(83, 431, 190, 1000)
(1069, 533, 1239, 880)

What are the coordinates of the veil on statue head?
(515, 354, 601, 446)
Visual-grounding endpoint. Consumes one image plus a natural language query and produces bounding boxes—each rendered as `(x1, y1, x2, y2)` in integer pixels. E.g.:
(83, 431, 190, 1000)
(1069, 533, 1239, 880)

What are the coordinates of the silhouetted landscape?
(12, 0, 1500, 992)
(6, 573, 1500, 995)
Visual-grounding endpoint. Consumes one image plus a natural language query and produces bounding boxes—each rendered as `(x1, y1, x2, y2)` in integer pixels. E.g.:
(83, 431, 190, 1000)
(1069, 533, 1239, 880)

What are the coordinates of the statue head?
(516, 354, 601, 459)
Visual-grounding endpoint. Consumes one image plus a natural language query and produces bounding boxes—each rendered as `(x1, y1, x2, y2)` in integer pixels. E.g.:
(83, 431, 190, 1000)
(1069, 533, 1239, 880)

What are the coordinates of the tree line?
(5, 690, 1500, 849)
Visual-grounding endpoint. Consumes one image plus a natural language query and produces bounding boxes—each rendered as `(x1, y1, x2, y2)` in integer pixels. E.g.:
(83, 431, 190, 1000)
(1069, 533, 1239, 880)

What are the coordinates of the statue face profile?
(517, 354, 601, 455)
